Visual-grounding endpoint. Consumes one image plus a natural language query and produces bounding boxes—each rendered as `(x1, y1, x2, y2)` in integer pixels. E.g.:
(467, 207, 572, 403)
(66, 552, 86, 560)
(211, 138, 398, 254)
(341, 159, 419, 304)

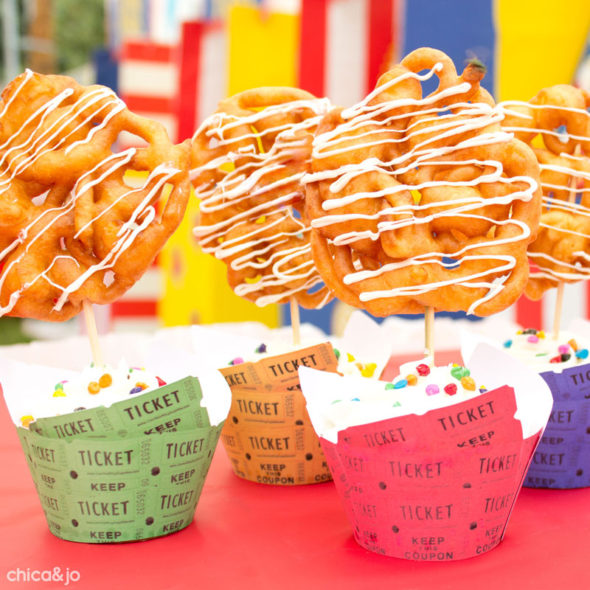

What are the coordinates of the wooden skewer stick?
(424, 306, 435, 364)
(290, 297, 301, 347)
(552, 282, 565, 341)
(83, 301, 104, 366)
(553, 143, 582, 340)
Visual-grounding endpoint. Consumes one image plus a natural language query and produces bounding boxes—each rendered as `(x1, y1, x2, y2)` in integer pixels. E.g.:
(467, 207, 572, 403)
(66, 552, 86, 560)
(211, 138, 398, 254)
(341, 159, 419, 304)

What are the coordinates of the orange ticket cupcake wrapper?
(220, 342, 337, 392)
(219, 342, 339, 485)
(221, 422, 331, 485)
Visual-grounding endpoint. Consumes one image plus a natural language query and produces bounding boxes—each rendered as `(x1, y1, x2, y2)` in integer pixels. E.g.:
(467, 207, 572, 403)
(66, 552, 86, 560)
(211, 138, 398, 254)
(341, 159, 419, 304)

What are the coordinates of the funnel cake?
(191, 87, 333, 308)
(304, 48, 541, 317)
(0, 70, 191, 321)
(500, 85, 590, 299)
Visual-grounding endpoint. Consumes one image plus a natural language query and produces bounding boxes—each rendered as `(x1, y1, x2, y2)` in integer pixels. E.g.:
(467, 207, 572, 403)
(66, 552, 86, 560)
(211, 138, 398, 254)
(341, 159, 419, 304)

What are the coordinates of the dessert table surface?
(2, 351, 590, 590)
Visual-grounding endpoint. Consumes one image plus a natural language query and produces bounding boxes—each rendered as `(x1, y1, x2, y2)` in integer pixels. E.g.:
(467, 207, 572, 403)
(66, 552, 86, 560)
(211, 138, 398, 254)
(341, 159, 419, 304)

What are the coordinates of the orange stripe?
(111, 299, 157, 317)
(367, 0, 395, 92)
(121, 95, 175, 114)
(177, 21, 203, 142)
(515, 295, 543, 329)
(298, 0, 327, 96)
(120, 42, 175, 62)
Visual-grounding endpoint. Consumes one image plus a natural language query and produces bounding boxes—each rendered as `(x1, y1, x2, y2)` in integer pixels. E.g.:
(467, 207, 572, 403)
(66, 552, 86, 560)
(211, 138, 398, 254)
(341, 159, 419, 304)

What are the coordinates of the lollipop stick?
(290, 297, 301, 347)
(553, 282, 565, 340)
(553, 144, 581, 340)
(83, 301, 104, 366)
(424, 306, 435, 364)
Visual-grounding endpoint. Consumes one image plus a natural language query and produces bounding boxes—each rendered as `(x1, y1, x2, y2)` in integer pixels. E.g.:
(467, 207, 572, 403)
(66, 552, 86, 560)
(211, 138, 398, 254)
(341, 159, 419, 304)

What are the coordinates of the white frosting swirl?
(25, 361, 162, 421)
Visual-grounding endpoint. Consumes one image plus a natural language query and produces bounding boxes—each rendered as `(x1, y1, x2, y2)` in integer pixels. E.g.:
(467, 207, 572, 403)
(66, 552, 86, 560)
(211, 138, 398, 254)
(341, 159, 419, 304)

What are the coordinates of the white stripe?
(543, 282, 586, 331)
(326, 0, 368, 107)
(197, 25, 227, 125)
(492, 304, 518, 327)
(119, 61, 177, 98)
(268, 0, 301, 13)
(149, 0, 182, 44)
(120, 268, 163, 299)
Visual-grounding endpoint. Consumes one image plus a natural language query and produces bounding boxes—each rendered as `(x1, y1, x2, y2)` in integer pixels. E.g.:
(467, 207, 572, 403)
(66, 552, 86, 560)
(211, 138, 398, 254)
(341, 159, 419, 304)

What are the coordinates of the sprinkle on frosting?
(99, 373, 113, 388)
(416, 364, 430, 377)
(504, 328, 589, 370)
(444, 384, 458, 396)
(384, 362, 480, 399)
(87, 382, 100, 395)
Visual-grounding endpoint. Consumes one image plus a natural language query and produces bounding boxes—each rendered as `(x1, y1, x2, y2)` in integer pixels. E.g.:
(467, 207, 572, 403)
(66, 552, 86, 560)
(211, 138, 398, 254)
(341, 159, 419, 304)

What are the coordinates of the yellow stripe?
(159, 196, 281, 327)
(160, 6, 301, 328)
(228, 5, 299, 95)
(496, 0, 590, 101)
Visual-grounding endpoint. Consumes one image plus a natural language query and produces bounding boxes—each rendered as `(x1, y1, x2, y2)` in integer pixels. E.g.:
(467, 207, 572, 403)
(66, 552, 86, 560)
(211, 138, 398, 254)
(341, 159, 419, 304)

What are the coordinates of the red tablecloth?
(2, 353, 590, 590)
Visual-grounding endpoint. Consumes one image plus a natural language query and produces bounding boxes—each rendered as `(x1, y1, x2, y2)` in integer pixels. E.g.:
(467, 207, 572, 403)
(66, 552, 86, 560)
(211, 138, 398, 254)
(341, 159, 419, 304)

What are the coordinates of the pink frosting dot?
(558, 344, 570, 354)
(426, 384, 439, 396)
(527, 335, 539, 343)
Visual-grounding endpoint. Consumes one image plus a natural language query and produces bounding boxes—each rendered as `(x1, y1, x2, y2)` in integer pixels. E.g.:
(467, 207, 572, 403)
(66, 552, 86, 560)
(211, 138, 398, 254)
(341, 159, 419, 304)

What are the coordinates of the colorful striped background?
(108, 0, 590, 334)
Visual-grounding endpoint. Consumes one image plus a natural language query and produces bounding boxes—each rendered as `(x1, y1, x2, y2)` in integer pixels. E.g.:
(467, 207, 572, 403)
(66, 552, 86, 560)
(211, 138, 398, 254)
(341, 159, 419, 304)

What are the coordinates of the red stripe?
(298, 0, 327, 96)
(111, 299, 157, 318)
(177, 21, 203, 141)
(120, 95, 175, 114)
(367, 0, 395, 93)
(120, 41, 175, 63)
(515, 295, 543, 329)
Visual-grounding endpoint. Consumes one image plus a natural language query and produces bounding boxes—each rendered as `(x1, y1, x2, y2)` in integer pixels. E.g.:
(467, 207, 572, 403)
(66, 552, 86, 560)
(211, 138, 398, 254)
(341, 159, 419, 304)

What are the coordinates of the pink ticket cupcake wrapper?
(318, 386, 540, 560)
(299, 344, 553, 560)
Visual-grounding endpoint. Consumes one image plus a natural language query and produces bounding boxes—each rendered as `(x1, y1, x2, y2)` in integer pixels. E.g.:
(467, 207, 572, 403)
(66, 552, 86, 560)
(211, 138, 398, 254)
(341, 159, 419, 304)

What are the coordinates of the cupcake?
(1, 343, 231, 543)
(299, 344, 552, 560)
(482, 323, 590, 488)
(187, 312, 395, 486)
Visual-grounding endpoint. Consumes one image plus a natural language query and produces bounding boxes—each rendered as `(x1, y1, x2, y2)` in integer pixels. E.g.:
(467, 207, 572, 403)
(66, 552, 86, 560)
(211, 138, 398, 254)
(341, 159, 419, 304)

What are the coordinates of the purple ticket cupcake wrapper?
(525, 363, 590, 489)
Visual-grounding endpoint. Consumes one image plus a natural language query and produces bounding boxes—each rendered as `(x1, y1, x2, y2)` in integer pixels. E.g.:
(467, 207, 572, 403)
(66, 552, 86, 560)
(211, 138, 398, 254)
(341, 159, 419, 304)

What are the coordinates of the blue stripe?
(205, 0, 213, 20)
(402, 0, 496, 98)
(282, 300, 337, 335)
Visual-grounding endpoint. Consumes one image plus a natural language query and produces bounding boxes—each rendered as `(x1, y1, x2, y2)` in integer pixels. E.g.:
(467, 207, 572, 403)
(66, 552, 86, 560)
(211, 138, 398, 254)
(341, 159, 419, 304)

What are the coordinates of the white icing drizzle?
(0, 71, 179, 317)
(302, 64, 538, 314)
(191, 97, 333, 307)
(498, 99, 590, 286)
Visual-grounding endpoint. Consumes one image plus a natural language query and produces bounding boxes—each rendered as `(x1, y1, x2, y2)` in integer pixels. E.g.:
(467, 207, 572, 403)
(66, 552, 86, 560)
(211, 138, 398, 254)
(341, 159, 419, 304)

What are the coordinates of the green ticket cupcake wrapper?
(30, 377, 209, 440)
(16, 377, 225, 543)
